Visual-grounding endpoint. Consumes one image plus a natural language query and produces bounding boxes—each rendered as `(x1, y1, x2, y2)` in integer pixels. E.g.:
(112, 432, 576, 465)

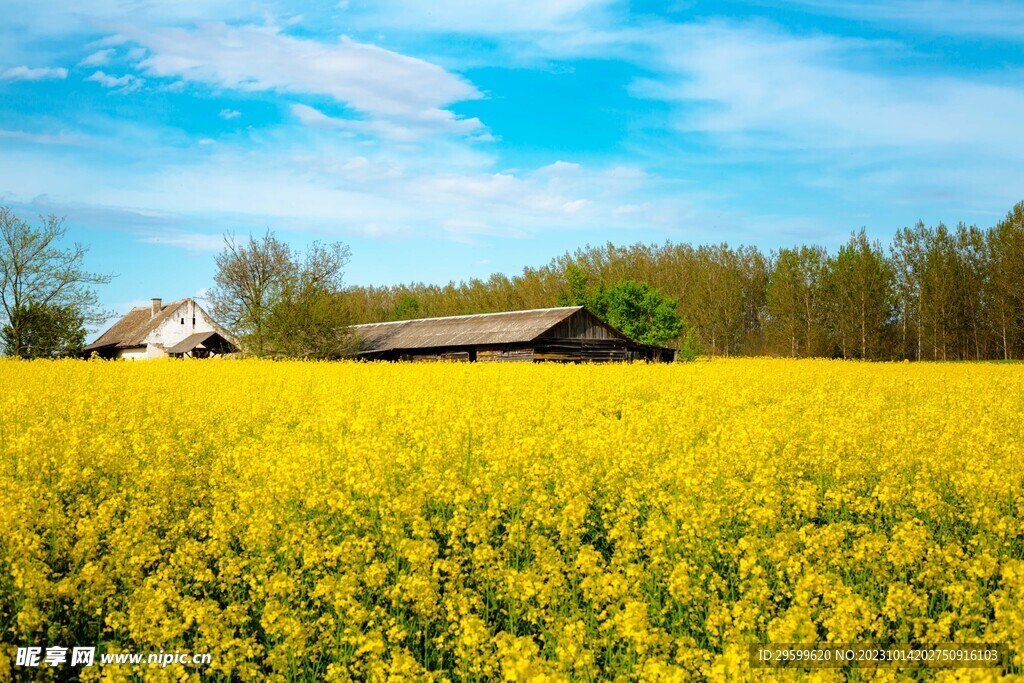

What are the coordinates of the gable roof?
(84, 299, 187, 351)
(352, 306, 585, 352)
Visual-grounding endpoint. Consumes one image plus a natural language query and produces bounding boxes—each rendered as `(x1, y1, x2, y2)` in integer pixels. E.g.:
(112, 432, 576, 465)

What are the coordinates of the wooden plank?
(541, 309, 627, 341)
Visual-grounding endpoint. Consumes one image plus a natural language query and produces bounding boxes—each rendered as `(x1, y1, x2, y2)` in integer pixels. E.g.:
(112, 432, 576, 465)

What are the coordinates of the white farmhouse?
(84, 297, 238, 359)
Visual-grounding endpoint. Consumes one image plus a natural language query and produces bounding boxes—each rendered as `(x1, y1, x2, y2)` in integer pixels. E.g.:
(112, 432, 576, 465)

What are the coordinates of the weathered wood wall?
(478, 348, 534, 362)
(540, 309, 625, 341)
(408, 350, 471, 361)
(533, 338, 670, 362)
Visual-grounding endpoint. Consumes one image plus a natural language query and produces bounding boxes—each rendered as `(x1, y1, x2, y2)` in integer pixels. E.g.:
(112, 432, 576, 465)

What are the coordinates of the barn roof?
(352, 306, 585, 352)
(85, 299, 188, 351)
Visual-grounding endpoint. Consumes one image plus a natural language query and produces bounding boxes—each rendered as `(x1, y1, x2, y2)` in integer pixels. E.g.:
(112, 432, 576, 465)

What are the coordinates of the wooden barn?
(351, 306, 675, 362)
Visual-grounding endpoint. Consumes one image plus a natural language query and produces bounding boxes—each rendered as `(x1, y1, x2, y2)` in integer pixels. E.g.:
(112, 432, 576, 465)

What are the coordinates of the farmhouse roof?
(352, 306, 589, 352)
(84, 298, 188, 351)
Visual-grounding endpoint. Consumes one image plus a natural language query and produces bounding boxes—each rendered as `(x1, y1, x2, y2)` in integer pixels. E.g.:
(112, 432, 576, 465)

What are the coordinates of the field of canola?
(1, 358, 1023, 682)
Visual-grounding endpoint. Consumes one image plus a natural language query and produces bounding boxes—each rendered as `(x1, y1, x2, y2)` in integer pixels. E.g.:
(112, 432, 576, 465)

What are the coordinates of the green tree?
(393, 296, 421, 320)
(676, 326, 705, 362)
(557, 264, 591, 307)
(689, 244, 748, 356)
(828, 229, 894, 359)
(0, 207, 111, 358)
(263, 292, 354, 359)
(1, 301, 85, 358)
(954, 223, 989, 360)
(589, 280, 683, 347)
(766, 246, 829, 357)
(986, 202, 1024, 359)
(890, 223, 927, 360)
(262, 241, 354, 359)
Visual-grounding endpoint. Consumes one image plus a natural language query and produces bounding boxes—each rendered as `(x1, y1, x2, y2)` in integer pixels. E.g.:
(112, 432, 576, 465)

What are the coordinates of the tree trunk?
(1002, 308, 1009, 361)
(861, 297, 867, 359)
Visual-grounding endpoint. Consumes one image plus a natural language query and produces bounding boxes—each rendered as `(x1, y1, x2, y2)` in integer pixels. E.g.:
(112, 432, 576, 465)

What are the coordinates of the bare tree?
(209, 230, 352, 357)
(209, 231, 294, 355)
(0, 207, 112, 358)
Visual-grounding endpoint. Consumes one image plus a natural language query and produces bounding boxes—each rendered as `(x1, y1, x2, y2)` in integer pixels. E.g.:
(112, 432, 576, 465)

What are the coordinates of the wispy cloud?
(0, 65, 67, 81)
(354, 0, 619, 34)
(291, 103, 486, 141)
(442, 219, 529, 245)
(85, 70, 144, 92)
(218, 108, 241, 120)
(138, 230, 225, 252)
(766, 0, 1024, 39)
(0, 115, 686, 249)
(342, 0, 638, 67)
(0, 128, 85, 146)
(632, 22, 1024, 156)
(78, 48, 115, 67)
(537, 160, 583, 174)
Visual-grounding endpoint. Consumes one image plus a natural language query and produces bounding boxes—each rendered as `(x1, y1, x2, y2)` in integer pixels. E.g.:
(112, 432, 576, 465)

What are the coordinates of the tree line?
(3, 201, 1022, 360)
(343, 201, 1024, 360)
(208, 230, 688, 357)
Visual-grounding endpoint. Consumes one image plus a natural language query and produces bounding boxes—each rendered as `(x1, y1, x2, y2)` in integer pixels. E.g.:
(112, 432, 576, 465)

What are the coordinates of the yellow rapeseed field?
(0, 359, 1022, 682)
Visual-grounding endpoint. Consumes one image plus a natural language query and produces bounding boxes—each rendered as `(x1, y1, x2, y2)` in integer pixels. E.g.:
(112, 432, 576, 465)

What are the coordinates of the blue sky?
(2, 0, 1023, 332)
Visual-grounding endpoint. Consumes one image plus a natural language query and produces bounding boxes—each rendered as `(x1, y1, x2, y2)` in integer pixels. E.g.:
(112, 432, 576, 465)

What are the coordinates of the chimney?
(151, 298, 162, 318)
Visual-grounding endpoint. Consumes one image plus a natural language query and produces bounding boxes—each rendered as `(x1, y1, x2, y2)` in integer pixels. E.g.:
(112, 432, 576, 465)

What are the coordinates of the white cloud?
(0, 116, 686, 253)
(396, 163, 656, 230)
(0, 65, 67, 81)
(86, 70, 144, 92)
(122, 23, 484, 137)
(633, 22, 1024, 157)
(562, 198, 589, 213)
(79, 49, 115, 67)
(3, 0, 1021, 258)
(218, 108, 241, 120)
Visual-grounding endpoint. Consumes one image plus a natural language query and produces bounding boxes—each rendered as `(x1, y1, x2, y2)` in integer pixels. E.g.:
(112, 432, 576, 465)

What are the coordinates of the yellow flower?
(1, 358, 1021, 679)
